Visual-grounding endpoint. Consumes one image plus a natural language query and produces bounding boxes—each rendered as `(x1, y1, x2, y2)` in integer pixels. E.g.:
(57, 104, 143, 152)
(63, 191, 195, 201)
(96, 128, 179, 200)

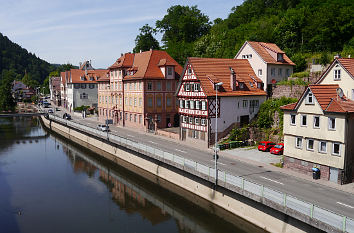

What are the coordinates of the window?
(328, 117, 336, 130)
(166, 81, 171, 91)
(139, 115, 142, 124)
(278, 68, 282, 76)
(130, 114, 132, 121)
(125, 113, 128, 120)
(187, 68, 192, 75)
(201, 119, 206, 126)
(332, 143, 340, 156)
(147, 82, 152, 91)
(242, 100, 248, 108)
(185, 100, 190, 109)
(129, 97, 132, 106)
(201, 101, 206, 110)
(189, 117, 194, 124)
(296, 137, 303, 148)
(156, 96, 162, 107)
(286, 69, 290, 77)
(74, 84, 80, 89)
(148, 97, 153, 107)
(277, 53, 283, 61)
(195, 100, 200, 110)
(167, 67, 173, 75)
(134, 114, 137, 122)
(80, 93, 88, 99)
(307, 139, 314, 151)
(290, 114, 296, 125)
(166, 96, 171, 107)
(134, 97, 137, 106)
(179, 100, 184, 108)
(194, 83, 200, 91)
(306, 93, 314, 104)
(139, 98, 142, 106)
(258, 69, 262, 76)
(271, 68, 275, 76)
(156, 82, 161, 91)
(190, 100, 195, 109)
(195, 118, 200, 125)
(125, 97, 128, 105)
(182, 116, 186, 123)
(81, 84, 86, 89)
(301, 115, 307, 126)
(313, 116, 320, 128)
(193, 130, 199, 139)
(319, 141, 327, 153)
(239, 83, 244, 89)
(334, 69, 341, 80)
(185, 83, 190, 91)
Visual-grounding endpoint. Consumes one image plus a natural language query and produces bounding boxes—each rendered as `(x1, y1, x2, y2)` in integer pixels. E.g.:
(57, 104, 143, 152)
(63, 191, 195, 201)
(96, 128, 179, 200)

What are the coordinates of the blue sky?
(0, 0, 243, 68)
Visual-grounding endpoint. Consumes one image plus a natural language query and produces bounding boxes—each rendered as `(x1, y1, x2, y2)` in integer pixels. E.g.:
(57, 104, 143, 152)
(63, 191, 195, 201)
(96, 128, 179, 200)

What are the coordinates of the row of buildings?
(49, 40, 354, 184)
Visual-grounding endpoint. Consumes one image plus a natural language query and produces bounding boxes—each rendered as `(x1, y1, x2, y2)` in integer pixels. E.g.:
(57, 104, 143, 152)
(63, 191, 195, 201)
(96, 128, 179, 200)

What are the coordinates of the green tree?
(22, 73, 39, 89)
(0, 70, 16, 111)
(156, 5, 211, 64)
(133, 24, 160, 53)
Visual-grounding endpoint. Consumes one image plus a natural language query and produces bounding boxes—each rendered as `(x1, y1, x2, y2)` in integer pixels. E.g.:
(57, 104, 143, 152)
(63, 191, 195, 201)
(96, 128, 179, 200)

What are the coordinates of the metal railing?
(48, 115, 354, 232)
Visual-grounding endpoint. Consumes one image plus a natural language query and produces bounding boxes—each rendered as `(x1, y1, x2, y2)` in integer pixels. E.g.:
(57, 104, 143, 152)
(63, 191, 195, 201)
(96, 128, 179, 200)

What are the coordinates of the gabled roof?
(184, 57, 266, 97)
(109, 53, 135, 69)
(236, 41, 295, 66)
(116, 50, 183, 80)
(316, 58, 354, 84)
(68, 69, 108, 83)
(281, 84, 354, 114)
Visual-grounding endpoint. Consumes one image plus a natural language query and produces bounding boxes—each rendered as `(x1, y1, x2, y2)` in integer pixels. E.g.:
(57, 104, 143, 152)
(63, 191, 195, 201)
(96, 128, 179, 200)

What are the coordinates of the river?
(0, 117, 266, 233)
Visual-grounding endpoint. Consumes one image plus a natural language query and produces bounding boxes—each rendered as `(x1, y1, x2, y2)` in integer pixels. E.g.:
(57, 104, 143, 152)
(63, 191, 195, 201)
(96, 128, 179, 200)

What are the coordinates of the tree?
(22, 73, 39, 89)
(133, 24, 160, 53)
(0, 70, 16, 111)
(156, 5, 211, 64)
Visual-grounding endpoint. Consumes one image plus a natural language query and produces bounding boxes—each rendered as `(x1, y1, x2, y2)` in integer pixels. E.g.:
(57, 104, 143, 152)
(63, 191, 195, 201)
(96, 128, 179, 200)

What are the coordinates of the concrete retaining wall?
(41, 116, 322, 233)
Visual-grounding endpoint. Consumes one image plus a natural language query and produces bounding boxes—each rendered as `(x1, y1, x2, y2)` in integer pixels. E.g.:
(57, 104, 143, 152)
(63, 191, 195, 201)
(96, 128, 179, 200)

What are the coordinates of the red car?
(258, 141, 276, 152)
(270, 143, 284, 155)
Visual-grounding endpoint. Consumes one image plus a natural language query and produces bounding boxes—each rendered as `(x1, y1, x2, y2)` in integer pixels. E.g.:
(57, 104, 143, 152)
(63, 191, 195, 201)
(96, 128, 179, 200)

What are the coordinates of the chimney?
(121, 53, 123, 57)
(229, 67, 236, 91)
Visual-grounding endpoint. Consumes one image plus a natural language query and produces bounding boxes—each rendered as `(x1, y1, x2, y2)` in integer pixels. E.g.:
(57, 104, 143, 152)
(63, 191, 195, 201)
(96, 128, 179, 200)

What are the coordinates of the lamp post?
(214, 82, 223, 188)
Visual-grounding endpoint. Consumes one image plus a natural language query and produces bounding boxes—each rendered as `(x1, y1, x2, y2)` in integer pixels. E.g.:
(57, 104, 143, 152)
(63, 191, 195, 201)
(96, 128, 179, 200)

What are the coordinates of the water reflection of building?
(99, 169, 171, 225)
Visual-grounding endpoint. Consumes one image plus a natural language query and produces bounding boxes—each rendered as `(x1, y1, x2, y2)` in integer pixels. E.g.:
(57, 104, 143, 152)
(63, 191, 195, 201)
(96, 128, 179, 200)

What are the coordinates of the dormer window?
(80, 76, 85, 81)
(306, 92, 314, 104)
(185, 83, 190, 91)
(277, 53, 284, 62)
(89, 76, 94, 81)
(239, 82, 244, 89)
(194, 83, 200, 92)
(167, 67, 173, 75)
(187, 67, 192, 75)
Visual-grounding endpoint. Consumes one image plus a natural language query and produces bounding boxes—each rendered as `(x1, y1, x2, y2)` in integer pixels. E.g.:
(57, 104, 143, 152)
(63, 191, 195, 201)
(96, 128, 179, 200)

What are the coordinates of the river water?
(0, 117, 266, 233)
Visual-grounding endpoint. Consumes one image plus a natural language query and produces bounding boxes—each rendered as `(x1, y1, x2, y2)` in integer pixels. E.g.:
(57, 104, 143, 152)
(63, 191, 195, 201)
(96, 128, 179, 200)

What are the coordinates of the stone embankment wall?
(272, 85, 306, 99)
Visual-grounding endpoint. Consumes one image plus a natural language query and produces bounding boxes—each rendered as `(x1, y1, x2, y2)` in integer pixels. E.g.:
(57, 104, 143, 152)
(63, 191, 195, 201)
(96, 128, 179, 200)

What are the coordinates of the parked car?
(97, 124, 109, 132)
(270, 143, 284, 155)
(63, 113, 72, 120)
(48, 109, 54, 113)
(258, 141, 276, 152)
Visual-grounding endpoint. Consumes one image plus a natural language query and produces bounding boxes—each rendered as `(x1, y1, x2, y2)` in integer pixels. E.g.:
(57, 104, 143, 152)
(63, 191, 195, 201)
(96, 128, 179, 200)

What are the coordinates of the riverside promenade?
(41, 108, 354, 233)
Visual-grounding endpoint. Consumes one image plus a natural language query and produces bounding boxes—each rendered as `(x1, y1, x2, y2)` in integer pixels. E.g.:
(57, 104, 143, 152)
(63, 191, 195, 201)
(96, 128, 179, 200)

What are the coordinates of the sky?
(0, 0, 243, 68)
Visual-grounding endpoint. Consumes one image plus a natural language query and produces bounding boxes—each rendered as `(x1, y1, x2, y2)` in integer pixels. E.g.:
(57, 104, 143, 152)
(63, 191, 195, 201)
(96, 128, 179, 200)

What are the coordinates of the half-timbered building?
(176, 58, 267, 147)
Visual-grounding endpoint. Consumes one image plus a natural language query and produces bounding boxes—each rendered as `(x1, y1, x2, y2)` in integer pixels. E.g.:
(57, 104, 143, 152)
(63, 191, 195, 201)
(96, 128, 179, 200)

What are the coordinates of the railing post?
(310, 204, 314, 218)
(261, 185, 264, 197)
(195, 162, 197, 171)
(242, 177, 244, 190)
(343, 216, 346, 233)
(283, 193, 287, 207)
(224, 172, 226, 182)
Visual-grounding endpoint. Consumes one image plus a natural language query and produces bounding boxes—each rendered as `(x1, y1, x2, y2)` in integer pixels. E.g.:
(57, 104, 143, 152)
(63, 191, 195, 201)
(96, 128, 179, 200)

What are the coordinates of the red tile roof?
(112, 50, 183, 80)
(68, 69, 108, 83)
(187, 57, 266, 97)
(247, 41, 295, 66)
(281, 84, 354, 113)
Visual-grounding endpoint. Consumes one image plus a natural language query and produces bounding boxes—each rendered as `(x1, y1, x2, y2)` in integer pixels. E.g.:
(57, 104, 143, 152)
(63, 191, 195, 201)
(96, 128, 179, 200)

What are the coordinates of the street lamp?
(214, 82, 223, 188)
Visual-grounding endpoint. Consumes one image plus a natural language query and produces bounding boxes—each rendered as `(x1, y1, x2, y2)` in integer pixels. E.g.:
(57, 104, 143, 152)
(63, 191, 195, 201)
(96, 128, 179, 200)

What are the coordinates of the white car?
(97, 124, 109, 132)
(48, 109, 54, 113)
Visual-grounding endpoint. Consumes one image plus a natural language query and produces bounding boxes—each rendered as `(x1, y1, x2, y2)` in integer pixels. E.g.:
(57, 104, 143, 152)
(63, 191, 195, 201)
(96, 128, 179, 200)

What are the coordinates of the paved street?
(48, 106, 354, 219)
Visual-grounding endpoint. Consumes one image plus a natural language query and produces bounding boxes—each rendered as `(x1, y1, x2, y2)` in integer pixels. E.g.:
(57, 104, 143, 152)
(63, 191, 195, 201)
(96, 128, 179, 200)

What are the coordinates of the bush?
(74, 105, 90, 112)
(228, 126, 249, 141)
(290, 53, 307, 72)
(290, 71, 309, 79)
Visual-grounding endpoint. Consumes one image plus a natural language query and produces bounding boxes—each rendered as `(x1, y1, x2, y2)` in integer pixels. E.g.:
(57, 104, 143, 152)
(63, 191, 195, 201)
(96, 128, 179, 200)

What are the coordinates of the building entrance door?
(181, 128, 186, 140)
(240, 115, 249, 127)
(330, 167, 339, 183)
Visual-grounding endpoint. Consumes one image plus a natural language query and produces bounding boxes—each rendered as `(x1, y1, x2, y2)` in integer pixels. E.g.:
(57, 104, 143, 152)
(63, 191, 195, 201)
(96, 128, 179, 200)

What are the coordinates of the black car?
(63, 113, 72, 120)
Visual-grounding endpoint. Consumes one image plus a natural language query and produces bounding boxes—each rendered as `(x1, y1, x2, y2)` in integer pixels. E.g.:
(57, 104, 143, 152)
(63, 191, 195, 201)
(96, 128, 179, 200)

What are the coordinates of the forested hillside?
(0, 33, 55, 84)
(134, 0, 354, 69)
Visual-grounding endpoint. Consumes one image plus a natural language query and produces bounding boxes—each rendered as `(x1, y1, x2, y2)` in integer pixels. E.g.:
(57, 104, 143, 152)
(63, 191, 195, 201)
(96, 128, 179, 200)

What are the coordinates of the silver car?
(97, 124, 109, 132)
(48, 109, 54, 113)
